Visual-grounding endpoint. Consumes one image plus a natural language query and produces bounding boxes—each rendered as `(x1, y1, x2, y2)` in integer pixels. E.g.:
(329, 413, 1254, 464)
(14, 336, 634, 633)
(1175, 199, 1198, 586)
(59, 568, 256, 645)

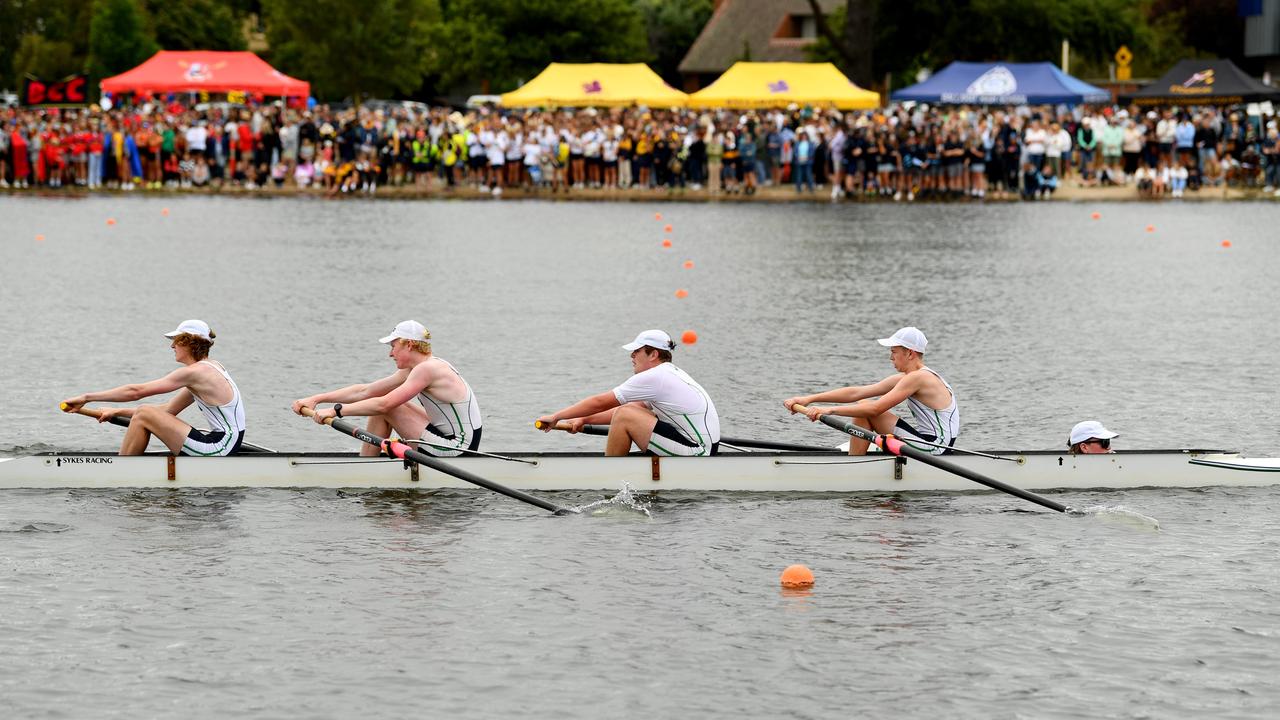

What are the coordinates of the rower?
(783, 326, 959, 456)
(536, 329, 721, 456)
(1068, 420, 1117, 454)
(60, 320, 247, 456)
(292, 321, 482, 457)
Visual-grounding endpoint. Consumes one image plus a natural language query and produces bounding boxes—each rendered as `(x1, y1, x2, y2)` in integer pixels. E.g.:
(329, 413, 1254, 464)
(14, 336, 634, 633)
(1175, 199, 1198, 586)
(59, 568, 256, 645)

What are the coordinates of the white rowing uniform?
(182, 360, 247, 456)
(414, 358, 483, 457)
(613, 362, 720, 456)
(893, 367, 960, 456)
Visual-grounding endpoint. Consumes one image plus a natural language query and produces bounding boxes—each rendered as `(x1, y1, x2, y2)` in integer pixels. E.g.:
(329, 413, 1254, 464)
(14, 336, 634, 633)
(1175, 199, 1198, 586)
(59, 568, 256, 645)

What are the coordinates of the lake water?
(2, 195, 1279, 717)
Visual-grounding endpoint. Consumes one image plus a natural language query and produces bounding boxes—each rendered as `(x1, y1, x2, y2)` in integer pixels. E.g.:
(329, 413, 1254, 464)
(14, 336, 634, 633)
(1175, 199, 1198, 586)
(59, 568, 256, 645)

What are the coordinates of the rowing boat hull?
(1, 450, 1277, 491)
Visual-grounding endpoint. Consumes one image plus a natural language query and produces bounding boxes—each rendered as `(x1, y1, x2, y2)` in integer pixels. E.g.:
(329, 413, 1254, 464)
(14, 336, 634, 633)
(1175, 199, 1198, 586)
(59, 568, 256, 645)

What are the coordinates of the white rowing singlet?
(194, 360, 246, 435)
(415, 358, 482, 444)
(904, 367, 960, 447)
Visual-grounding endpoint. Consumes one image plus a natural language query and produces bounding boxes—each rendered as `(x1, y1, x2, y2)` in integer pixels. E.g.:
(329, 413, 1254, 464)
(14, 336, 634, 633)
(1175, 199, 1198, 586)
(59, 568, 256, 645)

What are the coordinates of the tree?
(634, 0, 713, 86)
(87, 0, 158, 81)
(434, 0, 649, 93)
(262, 0, 438, 102)
(807, 0, 873, 88)
(13, 34, 79, 82)
(1, 0, 93, 88)
(145, 0, 247, 51)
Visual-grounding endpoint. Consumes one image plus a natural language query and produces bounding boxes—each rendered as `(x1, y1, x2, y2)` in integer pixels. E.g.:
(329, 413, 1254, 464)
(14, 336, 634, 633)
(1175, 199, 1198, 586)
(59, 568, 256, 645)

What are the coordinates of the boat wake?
(0, 522, 73, 533)
(1074, 504, 1161, 531)
(571, 482, 653, 519)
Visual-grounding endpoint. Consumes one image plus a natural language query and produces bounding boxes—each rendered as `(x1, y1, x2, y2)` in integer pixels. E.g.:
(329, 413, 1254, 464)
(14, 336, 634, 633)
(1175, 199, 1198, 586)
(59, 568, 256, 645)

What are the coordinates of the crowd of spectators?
(2, 100, 1278, 199)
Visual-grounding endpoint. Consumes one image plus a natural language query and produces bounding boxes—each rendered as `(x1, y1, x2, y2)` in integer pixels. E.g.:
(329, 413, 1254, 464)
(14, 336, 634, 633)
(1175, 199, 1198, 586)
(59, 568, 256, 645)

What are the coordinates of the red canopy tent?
(100, 51, 309, 98)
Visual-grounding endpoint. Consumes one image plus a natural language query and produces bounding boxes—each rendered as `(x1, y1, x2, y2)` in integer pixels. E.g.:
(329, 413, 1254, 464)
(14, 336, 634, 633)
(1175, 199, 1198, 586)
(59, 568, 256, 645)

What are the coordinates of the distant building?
(678, 0, 843, 91)
(1243, 0, 1280, 80)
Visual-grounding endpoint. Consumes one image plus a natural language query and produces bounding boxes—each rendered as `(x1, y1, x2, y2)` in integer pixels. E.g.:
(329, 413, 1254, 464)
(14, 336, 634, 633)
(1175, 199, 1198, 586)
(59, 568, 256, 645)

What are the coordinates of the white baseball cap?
(622, 329, 675, 352)
(1069, 420, 1119, 447)
(379, 320, 430, 344)
(877, 327, 928, 353)
(164, 319, 212, 341)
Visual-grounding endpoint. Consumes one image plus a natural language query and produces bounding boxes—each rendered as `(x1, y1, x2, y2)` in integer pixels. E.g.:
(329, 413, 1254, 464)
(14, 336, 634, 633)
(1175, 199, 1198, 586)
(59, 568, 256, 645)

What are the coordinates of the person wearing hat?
(1068, 421, 1117, 455)
(783, 327, 960, 456)
(535, 330, 720, 457)
(293, 321, 482, 458)
(61, 320, 247, 456)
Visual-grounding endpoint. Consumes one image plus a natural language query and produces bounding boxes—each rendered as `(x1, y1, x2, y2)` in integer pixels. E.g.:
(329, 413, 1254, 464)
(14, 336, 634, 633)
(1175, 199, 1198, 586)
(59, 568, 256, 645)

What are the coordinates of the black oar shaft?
(796, 405, 1067, 514)
(539, 421, 837, 453)
(317, 411, 571, 515)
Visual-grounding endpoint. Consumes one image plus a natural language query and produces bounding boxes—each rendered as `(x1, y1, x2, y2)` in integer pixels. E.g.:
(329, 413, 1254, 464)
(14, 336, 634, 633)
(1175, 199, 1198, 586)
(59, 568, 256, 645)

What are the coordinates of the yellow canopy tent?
(500, 63, 687, 108)
(687, 62, 880, 110)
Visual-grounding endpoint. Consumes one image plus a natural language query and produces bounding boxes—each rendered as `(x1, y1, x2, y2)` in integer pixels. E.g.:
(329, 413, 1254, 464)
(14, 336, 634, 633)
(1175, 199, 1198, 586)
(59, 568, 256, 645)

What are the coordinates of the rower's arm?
(65, 367, 193, 409)
(548, 392, 621, 424)
(339, 364, 433, 417)
(294, 371, 406, 411)
(790, 374, 902, 407)
(162, 388, 196, 415)
(827, 373, 922, 419)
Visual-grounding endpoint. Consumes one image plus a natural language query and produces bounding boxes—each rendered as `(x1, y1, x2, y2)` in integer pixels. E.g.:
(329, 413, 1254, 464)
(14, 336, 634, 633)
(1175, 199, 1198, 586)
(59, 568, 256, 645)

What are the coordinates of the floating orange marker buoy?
(1146, 225, 1155, 233)
(161, 208, 170, 216)
(675, 289, 688, 299)
(35, 234, 45, 242)
(1222, 240, 1232, 248)
(1091, 212, 1101, 220)
(664, 224, 673, 233)
(654, 212, 662, 220)
(681, 330, 698, 345)
(106, 218, 116, 226)
(662, 239, 672, 248)
(683, 260, 694, 269)
(780, 564, 814, 588)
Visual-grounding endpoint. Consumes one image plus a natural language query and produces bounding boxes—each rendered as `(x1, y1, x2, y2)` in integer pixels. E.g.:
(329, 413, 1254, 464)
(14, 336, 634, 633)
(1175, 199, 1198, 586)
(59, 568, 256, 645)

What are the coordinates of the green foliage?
(0, 0, 94, 88)
(13, 34, 80, 81)
(87, 0, 158, 81)
(145, 0, 247, 51)
(811, 0, 1241, 88)
(263, 0, 438, 101)
(634, 0, 713, 86)
(434, 0, 649, 92)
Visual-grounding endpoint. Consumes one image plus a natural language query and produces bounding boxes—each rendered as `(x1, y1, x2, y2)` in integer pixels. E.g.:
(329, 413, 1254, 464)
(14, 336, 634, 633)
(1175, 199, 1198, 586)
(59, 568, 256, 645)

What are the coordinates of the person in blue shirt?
(793, 130, 814, 193)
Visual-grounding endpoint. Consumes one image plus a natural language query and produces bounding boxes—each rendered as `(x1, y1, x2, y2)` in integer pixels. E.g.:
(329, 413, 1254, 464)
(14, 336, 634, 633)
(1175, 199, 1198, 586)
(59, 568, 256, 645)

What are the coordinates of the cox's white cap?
(164, 319, 212, 341)
(622, 329, 675, 353)
(1069, 420, 1119, 447)
(379, 320, 430, 344)
(877, 326, 928, 353)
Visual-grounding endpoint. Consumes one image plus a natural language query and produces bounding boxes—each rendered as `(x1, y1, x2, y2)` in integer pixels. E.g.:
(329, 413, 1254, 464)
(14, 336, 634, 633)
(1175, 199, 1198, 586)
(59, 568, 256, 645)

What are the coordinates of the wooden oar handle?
(299, 406, 334, 425)
(61, 402, 100, 419)
(534, 420, 571, 431)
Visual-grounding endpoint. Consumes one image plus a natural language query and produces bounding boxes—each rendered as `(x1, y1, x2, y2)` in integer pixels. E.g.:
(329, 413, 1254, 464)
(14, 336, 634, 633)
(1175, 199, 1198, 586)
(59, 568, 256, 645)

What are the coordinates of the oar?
(791, 404, 1073, 514)
(534, 421, 837, 453)
(60, 402, 274, 453)
(304, 407, 574, 515)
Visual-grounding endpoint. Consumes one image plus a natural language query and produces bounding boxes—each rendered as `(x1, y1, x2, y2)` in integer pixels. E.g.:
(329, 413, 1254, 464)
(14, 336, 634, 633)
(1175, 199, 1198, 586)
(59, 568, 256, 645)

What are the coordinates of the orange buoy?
(1091, 212, 1101, 220)
(664, 224, 673, 233)
(780, 564, 814, 588)
(161, 208, 170, 216)
(681, 330, 698, 345)
(662, 239, 672, 248)
(1222, 240, 1232, 248)
(675, 289, 688, 299)
(106, 218, 116, 226)
(35, 234, 45, 242)
(654, 212, 662, 220)
(1146, 225, 1155, 232)
(683, 260, 694, 269)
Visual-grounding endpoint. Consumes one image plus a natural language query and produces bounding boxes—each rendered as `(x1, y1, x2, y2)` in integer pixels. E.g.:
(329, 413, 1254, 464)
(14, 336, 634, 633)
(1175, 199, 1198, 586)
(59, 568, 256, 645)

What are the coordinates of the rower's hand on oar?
(783, 397, 807, 414)
(560, 418, 586, 434)
(96, 407, 122, 424)
(534, 415, 558, 432)
(803, 405, 830, 422)
(291, 398, 315, 416)
(61, 396, 87, 413)
(311, 407, 337, 424)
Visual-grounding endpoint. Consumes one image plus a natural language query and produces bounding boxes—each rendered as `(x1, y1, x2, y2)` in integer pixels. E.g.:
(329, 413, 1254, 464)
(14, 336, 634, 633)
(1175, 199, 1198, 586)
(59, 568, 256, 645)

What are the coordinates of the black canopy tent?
(1121, 58, 1280, 105)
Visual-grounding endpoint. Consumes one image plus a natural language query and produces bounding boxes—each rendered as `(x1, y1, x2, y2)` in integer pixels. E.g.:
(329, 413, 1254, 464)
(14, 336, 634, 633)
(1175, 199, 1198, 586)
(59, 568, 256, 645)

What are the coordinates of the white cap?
(164, 319, 212, 341)
(378, 320, 430, 344)
(622, 329, 675, 352)
(1069, 420, 1119, 446)
(877, 327, 928, 353)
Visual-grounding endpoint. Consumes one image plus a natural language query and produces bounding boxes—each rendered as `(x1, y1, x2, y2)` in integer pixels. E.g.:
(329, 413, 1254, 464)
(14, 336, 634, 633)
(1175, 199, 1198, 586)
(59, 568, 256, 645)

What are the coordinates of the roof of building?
(678, 0, 844, 75)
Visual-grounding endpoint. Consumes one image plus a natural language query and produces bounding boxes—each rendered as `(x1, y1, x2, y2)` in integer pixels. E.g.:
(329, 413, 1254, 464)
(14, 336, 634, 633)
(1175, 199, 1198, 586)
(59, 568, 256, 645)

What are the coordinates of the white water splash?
(1073, 504, 1161, 531)
(571, 482, 652, 519)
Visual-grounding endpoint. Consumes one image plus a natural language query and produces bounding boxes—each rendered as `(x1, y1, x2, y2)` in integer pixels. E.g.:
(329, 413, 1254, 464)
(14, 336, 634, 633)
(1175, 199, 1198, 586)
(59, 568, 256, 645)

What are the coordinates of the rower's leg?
(605, 403, 657, 457)
(122, 405, 193, 456)
(365, 404, 430, 458)
(847, 402, 899, 456)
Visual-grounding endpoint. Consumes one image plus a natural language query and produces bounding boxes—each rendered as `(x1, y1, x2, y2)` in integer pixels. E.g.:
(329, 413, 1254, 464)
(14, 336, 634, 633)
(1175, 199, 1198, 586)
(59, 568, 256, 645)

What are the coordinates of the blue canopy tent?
(891, 62, 1110, 105)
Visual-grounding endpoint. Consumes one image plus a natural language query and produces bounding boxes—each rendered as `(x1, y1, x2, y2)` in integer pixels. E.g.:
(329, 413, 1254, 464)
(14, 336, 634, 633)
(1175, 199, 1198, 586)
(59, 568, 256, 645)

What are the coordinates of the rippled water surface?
(2, 196, 1280, 717)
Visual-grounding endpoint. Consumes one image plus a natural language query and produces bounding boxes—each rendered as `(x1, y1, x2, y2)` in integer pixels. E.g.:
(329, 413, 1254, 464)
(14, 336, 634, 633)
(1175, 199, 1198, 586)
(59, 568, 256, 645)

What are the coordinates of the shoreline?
(3, 182, 1275, 203)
